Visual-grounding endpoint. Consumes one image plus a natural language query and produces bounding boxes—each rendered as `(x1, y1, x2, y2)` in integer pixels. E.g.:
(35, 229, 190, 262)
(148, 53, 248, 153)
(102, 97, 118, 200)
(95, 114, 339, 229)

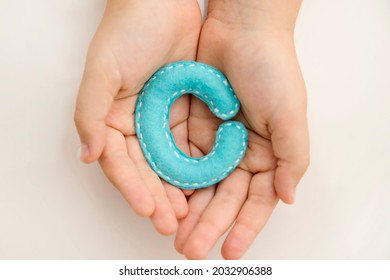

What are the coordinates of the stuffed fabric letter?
(135, 61, 248, 189)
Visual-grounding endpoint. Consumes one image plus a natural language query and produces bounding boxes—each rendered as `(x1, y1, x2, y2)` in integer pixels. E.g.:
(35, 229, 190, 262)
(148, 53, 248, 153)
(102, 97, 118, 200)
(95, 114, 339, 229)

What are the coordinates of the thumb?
(74, 62, 120, 163)
(270, 106, 310, 204)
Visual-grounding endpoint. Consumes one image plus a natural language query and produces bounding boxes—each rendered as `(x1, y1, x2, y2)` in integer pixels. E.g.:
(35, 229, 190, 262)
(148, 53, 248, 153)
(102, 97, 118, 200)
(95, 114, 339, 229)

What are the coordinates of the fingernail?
(78, 144, 89, 162)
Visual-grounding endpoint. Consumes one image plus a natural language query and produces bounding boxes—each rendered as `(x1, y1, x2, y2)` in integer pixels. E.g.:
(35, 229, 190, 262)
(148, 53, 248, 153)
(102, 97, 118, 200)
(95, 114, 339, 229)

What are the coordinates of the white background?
(0, 0, 389, 259)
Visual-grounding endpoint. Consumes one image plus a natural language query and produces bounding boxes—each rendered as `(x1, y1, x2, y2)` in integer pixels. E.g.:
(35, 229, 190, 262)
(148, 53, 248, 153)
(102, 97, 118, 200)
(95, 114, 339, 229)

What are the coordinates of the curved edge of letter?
(135, 61, 248, 189)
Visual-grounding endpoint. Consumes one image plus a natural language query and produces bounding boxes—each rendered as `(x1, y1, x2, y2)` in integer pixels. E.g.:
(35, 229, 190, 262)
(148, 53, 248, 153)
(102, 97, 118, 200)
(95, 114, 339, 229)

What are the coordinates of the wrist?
(207, 0, 302, 38)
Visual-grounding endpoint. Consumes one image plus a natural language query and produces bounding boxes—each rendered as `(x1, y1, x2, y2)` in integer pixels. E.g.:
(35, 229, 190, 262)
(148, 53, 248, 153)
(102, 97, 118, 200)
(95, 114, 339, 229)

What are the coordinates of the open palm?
(175, 95, 279, 259)
(74, 0, 202, 234)
(174, 16, 309, 259)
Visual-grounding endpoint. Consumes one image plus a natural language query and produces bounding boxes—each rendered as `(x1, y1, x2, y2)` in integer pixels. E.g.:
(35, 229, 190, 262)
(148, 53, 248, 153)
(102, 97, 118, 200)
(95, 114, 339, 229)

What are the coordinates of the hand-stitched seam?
(135, 62, 248, 188)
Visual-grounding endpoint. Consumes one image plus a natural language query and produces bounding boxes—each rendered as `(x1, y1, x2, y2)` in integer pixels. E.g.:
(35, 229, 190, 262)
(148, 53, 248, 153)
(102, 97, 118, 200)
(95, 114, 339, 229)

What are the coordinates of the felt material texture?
(135, 61, 248, 189)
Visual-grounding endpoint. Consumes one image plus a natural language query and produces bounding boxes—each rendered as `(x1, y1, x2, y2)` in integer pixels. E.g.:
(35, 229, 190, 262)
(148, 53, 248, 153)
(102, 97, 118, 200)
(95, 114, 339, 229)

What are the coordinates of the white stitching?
(136, 62, 247, 188)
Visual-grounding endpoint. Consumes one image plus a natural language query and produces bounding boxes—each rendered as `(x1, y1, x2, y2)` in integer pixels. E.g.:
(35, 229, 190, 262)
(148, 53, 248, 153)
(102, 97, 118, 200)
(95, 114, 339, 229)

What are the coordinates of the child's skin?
(74, 0, 202, 236)
(74, 0, 309, 259)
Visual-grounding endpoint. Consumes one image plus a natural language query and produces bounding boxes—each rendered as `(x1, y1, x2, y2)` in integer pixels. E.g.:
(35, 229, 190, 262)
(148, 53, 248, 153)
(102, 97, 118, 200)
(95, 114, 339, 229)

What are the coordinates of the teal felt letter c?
(135, 61, 248, 189)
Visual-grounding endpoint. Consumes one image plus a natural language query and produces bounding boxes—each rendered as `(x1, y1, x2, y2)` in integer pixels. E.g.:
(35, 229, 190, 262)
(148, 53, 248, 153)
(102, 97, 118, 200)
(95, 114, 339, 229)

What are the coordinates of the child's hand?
(74, 0, 202, 235)
(175, 0, 309, 259)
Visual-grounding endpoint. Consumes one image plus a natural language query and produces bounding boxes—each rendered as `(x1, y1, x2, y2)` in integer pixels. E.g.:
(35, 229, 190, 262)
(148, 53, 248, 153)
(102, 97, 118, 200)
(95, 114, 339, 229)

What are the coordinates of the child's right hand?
(73, 0, 202, 235)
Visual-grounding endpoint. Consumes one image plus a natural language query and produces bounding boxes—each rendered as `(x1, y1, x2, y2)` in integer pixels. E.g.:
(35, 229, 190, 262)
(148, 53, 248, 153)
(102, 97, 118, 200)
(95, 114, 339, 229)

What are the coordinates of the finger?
(150, 192, 179, 236)
(105, 95, 138, 137)
(221, 171, 278, 260)
(174, 186, 215, 254)
(183, 189, 195, 196)
(164, 183, 189, 219)
(74, 59, 120, 163)
(182, 169, 251, 260)
(271, 105, 310, 204)
(126, 137, 178, 235)
(99, 128, 154, 217)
